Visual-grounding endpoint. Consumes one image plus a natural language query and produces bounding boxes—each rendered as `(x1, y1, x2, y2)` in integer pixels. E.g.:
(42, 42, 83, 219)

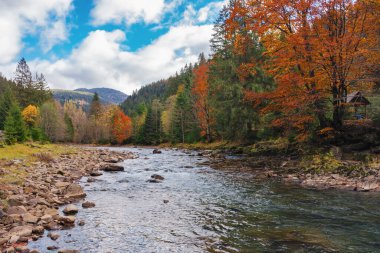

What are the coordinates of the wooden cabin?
(344, 91, 371, 119)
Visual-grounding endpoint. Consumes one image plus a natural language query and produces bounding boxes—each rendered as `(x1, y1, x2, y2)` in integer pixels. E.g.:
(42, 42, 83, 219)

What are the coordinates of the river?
(29, 147, 380, 252)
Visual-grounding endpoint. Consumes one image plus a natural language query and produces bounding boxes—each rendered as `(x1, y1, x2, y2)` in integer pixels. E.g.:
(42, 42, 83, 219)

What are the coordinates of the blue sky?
(0, 0, 227, 94)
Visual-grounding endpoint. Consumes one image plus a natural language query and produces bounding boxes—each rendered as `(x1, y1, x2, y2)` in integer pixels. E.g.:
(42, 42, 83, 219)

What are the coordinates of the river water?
(29, 147, 380, 253)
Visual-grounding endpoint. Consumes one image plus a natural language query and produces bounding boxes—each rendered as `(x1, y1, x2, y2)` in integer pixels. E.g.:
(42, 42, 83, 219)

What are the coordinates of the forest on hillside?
(121, 0, 380, 146)
(1, 0, 379, 149)
(0, 58, 132, 145)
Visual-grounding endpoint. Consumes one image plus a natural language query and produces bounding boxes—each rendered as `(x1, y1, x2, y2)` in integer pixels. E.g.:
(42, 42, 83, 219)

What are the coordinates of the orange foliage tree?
(227, 0, 379, 140)
(111, 108, 133, 144)
(22, 105, 39, 127)
(192, 62, 214, 142)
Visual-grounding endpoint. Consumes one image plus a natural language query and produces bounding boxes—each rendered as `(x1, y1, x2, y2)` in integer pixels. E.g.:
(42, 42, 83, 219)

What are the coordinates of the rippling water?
(29, 147, 380, 253)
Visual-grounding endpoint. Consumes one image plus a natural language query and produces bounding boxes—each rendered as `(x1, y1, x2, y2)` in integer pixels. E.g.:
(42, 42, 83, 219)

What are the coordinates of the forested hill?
(53, 87, 128, 105)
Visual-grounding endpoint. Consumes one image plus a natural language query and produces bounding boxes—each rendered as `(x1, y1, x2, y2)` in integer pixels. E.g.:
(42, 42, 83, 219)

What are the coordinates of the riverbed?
(29, 147, 380, 252)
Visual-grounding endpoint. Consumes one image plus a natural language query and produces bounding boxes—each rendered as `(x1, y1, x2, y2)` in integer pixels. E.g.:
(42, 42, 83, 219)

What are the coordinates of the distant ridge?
(53, 87, 128, 106)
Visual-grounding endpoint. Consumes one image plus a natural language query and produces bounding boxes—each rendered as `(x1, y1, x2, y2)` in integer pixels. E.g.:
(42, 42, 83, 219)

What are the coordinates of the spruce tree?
(0, 85, 16, 130)
(4, 103, 27, 144)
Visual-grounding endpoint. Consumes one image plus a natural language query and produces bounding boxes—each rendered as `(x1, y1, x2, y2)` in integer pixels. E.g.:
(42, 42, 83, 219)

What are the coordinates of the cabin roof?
(346, 91, 370, 105)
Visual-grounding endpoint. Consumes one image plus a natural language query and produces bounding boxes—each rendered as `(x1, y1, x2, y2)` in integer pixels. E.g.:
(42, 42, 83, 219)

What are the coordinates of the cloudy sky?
(0, 0, 227, 94)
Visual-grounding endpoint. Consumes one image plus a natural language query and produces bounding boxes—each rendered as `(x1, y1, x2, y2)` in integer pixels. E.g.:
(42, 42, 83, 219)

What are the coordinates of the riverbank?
(163, 140, 380, 192)
(0, 144, 134, 252)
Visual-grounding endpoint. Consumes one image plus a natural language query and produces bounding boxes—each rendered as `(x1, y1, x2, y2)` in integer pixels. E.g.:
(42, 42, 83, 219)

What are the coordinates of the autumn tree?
(111, 108, 132, 144)
(192, 61, 213, 142)
(22, 105, 39, 127)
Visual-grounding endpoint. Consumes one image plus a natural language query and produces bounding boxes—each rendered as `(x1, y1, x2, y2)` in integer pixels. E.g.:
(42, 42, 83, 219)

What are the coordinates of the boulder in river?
(153, 149, 162, 154)
(90, 171, 103, 177)
(63, 184, 86, 200)
(100, 164, 124, 172)
(58, 250, 80, 253)
(151, 174, 164, 180)
(82, 201, 96, 208)
(63, 204, 78, 215)
(47, 232, 60, 241)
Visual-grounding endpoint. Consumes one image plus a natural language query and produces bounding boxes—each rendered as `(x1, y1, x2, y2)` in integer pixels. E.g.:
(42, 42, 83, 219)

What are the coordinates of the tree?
(4, 103, 27, 144)
(0, 85, 16, 130)
(192, 62, 213, 142)
(111, 108, 132, 144)
(39, 101, 66, 142)
(22, 105, 39, 127)
(89, 93, 101, 117)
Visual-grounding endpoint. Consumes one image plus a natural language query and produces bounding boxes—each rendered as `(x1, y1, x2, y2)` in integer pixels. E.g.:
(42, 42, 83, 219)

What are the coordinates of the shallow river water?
(29, 147, 380, 252)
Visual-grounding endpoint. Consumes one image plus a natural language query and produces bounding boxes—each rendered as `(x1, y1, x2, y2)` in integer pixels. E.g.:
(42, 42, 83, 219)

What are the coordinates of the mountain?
(75, 88, 128, 104)
(53, 87, 128, 106)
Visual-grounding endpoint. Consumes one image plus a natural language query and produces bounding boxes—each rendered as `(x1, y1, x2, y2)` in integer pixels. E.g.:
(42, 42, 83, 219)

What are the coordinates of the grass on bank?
(0, 143, 78, 186)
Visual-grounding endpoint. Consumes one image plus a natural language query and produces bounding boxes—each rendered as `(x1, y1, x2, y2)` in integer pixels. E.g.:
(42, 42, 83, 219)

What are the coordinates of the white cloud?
(0, 0, 72, 64)
(27, 25, 213, 94)
(91, 0, 172, 26)
(197, 0, 227, 23)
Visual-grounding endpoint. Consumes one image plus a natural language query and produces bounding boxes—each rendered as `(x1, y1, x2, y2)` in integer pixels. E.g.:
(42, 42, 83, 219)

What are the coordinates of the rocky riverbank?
(0, 147, 134, 253)
(201, 149, 380, 192)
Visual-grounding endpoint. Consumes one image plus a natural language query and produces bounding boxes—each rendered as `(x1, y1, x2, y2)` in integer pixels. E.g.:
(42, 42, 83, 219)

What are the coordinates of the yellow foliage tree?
(22, 105, 39, 126)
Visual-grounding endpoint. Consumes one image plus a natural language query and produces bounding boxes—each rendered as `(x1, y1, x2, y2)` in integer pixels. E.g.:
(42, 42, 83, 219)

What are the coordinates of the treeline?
(0, 59, 132, 145)
(121, 0, 380, 145)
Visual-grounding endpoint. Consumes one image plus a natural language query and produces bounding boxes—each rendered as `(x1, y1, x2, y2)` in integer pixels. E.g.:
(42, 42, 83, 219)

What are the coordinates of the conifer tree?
(0, 85, 16, 130)
(4, 103, 27, 144)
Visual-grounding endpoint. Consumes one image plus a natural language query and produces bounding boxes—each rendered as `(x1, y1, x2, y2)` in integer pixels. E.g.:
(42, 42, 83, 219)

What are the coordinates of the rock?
(58, 250, 79, 253)
(9, 235, 20, 244)
(7, 206, 27, 215)
(151, 174, 164, 180)
(15, 246, 29, 253)
(59, 216, 76, 225)
(8, 225, 33, 237)
(153, 149, 162, 154)
(163, 200, 169, 204)
(0, 237, 9, 246)
(44, 221, 60, 230)
(48, 232, 60, 241)
(22, 213, 39, 224)
(47, 246, 59, 250)
(100, 164, 124, 172)
(63, 204, 78, 215)
(7, 195, 24, 206)
(90, 171, 103, 177)
(104, 157, 120, 163)
(40, 214, 53, 223)
(63, 184, 86, 199)
(147, 179, 161, 183)
(78, 220, 85, 226)
(87, 177, 96, 183)
(32, 226, 45, 235)
(0, 208, 6, 219)
(55, 181, 70, 188)
(82, 201, 95, 208)
(30, 250, 40, 253)
(44, 208, 59, 217)
(4, 247, 15, 253)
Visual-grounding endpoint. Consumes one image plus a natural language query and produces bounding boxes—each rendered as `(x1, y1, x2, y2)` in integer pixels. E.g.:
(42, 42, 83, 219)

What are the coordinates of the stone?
(8, 225, 33, 237)
(151, 174, 164, 180)
(32, 226, 45, 235)
(9, 235, 20, 244)
(6, 206, 27, 215)
(44, 208, 59, 217)
(4, 247, 15, 253)
(63, 184, 86, 199)
(104, 157, 120, 163)
(22, 213, 39, 224)
(78, 220, 85, 226)
(30, 250, 40, 253)
(163, 200, 169, 204)
(58, 250, 79, 253)
(59, 216, 76, 225)
(63, 204, 78, 215)
(7, 195, 24, 206)
(90, 171, 103, 177)
(153, 149, 162, 154)
(48, 232, 60, 241)
(82, 201, 95, 208)
(55, 181, 70, 188)
(47, 246, 59, 250)
(100, 164, 124, 172)
(44, 221, 60, 231)
(87, 177, 96, 183)
(40, 214, 53, 223)
(15, 246, 29, 253)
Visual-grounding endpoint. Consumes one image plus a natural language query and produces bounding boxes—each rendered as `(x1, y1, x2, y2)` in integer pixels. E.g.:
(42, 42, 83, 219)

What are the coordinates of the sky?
(0, 0, 227, 94)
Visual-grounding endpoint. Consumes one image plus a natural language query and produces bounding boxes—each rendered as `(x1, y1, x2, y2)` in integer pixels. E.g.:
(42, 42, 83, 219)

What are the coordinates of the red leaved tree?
(112, 108, 132, 144)
(192, 62, 214, 142)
